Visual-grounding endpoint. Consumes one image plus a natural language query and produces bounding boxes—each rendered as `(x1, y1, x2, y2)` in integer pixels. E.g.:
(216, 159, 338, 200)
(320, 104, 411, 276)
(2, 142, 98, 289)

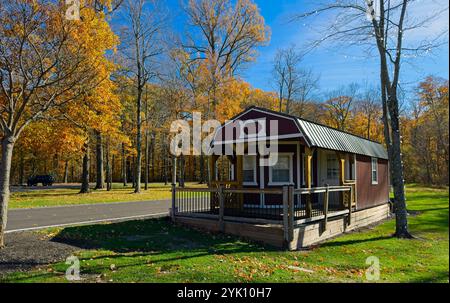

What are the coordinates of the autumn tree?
(0, 0, 117, 246)
(272, 45, 318, 115)
(184, 0, 270, 118)
(404, 76, 449, 185)
(293, 0, 447, 238)
(322, 84, 359, 131)
(354, 87, 383, 140)
(120, 0, 165, 193)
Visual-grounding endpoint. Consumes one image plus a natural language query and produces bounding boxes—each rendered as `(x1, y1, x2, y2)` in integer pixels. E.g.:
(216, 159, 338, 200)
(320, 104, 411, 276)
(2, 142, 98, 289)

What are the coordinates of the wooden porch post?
(348, 184, 353, 226)
(304, 147, 314, 217)
(323, 184, 329, 230)
(283, 185, 295, 250)
(336, 152, 345, 185)
(336, 152, 347, 207)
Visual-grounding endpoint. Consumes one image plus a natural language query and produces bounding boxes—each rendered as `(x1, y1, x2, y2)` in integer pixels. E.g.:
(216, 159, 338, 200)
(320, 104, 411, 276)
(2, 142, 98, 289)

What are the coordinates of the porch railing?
(171, 184, 354, 248)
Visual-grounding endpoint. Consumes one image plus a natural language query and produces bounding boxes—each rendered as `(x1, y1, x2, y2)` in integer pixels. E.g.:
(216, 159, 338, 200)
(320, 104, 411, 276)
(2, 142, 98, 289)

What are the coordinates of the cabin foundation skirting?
(289, 203, 390, 250)
(173, 203, 390, 250)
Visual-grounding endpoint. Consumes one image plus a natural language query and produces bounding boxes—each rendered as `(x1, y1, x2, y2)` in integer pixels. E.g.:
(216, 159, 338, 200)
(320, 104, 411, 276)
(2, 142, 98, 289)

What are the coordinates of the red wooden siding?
(356, 155, 389, 209)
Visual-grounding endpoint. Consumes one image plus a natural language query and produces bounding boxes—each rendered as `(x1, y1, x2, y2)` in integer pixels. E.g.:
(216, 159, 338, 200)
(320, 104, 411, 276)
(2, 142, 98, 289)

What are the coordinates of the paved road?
(6, 200, 170, 233)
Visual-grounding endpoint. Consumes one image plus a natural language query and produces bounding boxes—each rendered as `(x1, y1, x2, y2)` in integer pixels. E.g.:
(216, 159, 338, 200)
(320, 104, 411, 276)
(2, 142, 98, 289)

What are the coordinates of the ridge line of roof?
(246, 106, 385, 147)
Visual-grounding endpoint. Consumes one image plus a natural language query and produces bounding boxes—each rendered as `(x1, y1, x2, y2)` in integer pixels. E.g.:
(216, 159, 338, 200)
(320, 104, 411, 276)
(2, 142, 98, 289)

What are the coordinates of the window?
(229, 163, 235, 181)
(243, 155, 257, 185)
(269, 153, 293, 185)
(326, 154, 339, 180)
(371, 157, 378, 184)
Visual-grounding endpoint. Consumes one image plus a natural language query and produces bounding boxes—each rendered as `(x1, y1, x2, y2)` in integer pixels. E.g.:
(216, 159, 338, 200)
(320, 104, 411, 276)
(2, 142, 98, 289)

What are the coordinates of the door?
(319, 150, 340, 207)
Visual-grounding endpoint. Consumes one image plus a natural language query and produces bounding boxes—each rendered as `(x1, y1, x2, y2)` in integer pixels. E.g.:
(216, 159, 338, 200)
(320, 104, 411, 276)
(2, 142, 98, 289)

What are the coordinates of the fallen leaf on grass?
(287, 265, 314, 273)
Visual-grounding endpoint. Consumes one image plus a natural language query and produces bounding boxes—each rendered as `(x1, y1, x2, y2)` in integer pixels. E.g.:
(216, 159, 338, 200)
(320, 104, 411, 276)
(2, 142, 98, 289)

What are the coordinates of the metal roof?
(297, 118, 388, 159)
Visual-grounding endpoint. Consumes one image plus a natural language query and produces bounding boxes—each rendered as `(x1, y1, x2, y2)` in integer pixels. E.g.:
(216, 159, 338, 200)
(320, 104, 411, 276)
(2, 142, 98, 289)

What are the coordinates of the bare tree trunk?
(144, 127, 149, 190)
(0, 136, 15, 248)
(151, 132, 155, 182)
(135, 87, 142, 193)
(199, 154, 205, 184)
(80, 142, 90, 194)
(367, 113, 372, 140)
(122, 143, 127, 187)
(95, 131, 105, 189)
(63, 160, 69, 183)
(163, 154, 168, 186)
(388, 93, 411, 238)
(19, 150, 24, 186)
(112, 154, 115, 185)
(132, 156, 136, 188)
(106, 139, 112, 191)
(192, 156, 197, 182)
(178, 155, 185, 187)
(71, 161, 75, 183)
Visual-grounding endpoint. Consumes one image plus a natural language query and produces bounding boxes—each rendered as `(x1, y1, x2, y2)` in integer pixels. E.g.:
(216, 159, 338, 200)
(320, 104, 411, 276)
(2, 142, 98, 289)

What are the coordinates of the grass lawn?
(2, 185, 448, 283)
(9, 182, 205, 209)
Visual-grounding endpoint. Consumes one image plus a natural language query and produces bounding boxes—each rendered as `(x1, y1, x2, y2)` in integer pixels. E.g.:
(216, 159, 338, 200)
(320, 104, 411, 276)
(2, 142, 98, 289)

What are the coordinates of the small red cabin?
(172, 106, 391, 249)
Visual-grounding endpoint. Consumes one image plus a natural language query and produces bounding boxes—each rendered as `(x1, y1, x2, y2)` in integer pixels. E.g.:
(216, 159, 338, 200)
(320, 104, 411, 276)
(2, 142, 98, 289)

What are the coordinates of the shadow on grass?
(318, 235, 393, 248)
(42, 217, 275, 278)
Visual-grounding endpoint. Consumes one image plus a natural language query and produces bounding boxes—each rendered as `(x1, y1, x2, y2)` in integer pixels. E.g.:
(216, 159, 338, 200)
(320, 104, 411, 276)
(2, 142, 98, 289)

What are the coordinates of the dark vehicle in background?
(27, 175, 55, 186)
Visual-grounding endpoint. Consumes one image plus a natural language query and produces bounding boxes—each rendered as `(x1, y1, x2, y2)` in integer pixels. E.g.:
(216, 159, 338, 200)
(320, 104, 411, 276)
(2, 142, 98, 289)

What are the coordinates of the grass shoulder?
(10, 182, 206, 209)
(2, 185, 448, 282)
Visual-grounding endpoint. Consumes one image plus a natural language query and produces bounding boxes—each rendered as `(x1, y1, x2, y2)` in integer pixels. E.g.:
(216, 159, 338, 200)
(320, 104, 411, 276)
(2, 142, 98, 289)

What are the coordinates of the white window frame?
(243, 155, 258, 186)
(371, 157, 378, 185)
(268, 153, 294, 186)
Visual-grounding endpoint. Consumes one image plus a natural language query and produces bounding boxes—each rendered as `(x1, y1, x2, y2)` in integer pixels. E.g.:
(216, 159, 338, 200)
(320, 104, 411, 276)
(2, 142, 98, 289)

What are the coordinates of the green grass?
(2, 185, 448, 283)
(10, 183, 206, 209)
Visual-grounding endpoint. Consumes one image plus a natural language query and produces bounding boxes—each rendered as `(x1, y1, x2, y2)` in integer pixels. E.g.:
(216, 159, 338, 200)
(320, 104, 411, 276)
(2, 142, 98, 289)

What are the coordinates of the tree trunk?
(95, 131, 105, 189)
(144, 128, 149, 190)
(63, 160, 69, 183)
(19, 150, 24, 186)
(192, 156, 197, 182)
(132, 156, 136, 188)
(80, 142, 90, 194)
(199, 154, 205, 184)
(106, 139, 112, 191)
(151, 132, 155, 182)
(163, 139, 168, 185)
(178, 156, 185, 187)
(388, 94, 412, 238)
(71, 161, 75, 183)
(135, 89, 142, 193)
(122, 143, 127, 187)
(0, 136, 15, 248)
(112, 154, 115, 185)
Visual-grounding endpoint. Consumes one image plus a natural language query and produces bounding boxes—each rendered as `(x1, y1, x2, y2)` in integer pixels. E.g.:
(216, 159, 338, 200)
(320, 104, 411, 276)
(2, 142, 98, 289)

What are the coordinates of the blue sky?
(238, 0, 449, 98)
(130, 0, 449, 99)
